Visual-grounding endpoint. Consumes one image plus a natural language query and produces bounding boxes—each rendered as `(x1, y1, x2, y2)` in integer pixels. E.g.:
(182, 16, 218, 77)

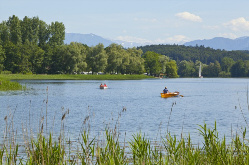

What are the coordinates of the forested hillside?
(138, 45, 249, 64)
(138, 44, 249, 77)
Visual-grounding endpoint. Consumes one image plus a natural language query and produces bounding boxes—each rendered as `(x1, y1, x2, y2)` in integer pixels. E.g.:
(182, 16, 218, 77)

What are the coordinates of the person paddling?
(163, 87, 168, 93)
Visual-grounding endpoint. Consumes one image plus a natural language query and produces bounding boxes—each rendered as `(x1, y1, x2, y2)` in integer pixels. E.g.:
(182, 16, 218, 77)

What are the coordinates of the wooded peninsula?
(1, 15, 249, 78)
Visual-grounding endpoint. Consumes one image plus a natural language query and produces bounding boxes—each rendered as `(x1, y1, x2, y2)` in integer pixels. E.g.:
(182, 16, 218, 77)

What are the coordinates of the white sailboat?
(199, 63, 203, 78)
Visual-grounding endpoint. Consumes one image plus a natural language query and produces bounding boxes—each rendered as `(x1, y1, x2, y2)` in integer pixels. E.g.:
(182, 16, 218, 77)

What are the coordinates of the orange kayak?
(161, 92, 179, 98)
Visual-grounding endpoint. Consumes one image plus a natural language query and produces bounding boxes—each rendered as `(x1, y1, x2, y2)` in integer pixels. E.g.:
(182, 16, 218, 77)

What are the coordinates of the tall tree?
(38, 20, 50, 48)
(106, 43, 125, 74)
(221, 57, 234, 73)
(0, 45, 5, 71)
(143, 51, 161, 75)
(87, 43, 107, 73)
(69, 42, 88, 73)
(21, 16, 32, 44)
(3, 41, 21, 73)
(159, 55, 170, 73)
(0, 21, 10, 44)
(48, 21, 65, 47)
(202, 61, 221, 77)
(230, 60, 246, 77)
(126, 47, 144, 74)
(7, 15, 22, 45)
(165, 60, 178, 78)
(50, 45, 76, 74)
(178, 60, 196, 77)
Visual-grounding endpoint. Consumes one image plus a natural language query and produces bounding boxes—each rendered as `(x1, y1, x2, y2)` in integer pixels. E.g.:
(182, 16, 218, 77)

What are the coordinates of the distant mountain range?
(64, 33, 142, 48)
(184, 37, 249, 51)
(64, 33, 249, 51)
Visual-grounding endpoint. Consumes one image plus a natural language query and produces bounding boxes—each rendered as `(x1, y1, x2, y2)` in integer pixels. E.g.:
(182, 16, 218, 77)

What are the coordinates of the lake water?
(1, 78, 249, 144)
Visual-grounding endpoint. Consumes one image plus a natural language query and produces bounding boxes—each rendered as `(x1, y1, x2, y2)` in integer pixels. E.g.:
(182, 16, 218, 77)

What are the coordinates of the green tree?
(178, 60, 196, 77)
(165, 60, 178, 78)
(126, 47, 144, 74)
(48, 21, 65, 47)
(7, 15, 22, 45)
(3, 41, 21, 73)
(42, 45, 53, 74)
(106, 44, 124, 74)
(21, 16, 32, 44)
(29, 44, 45, 73)
(221, 57, 234, 73)
(0, 21, 10, 44)
(202, 61, 221, 77)
(230, 60, 246, 77)
(18, 44, 32, 73)
(143, 51, 161, 75)
(38, 20, 50, 48)
(0, 45, 5, 71)
(50, 45, 76, 74)
(87, 43, 107, 73)
(69, 42, 88, 73)
(159, 55, 170, 73)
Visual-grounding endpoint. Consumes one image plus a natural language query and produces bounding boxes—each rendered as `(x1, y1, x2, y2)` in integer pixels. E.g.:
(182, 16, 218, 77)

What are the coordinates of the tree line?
(0, 15, 147, 75)
(1, 15, 249, 77)
(138, 44, 249, 77)
(0, 15, 179, 77)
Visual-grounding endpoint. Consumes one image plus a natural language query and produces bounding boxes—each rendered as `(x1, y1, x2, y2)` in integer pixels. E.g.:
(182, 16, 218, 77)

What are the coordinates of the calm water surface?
(1, 78, 249, 143)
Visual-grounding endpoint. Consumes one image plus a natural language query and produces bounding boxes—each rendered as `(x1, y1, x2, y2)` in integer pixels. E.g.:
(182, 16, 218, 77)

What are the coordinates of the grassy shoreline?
(0, 74, 153, 80)
(0, 74, 153, 91)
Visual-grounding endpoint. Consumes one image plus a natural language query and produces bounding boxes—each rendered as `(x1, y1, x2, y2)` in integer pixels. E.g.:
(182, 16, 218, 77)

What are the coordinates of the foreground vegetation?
(1, 119, 249, 164)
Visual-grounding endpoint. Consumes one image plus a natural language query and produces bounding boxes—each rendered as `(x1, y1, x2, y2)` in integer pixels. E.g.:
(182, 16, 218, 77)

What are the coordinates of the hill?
(184, 37, 249, 51)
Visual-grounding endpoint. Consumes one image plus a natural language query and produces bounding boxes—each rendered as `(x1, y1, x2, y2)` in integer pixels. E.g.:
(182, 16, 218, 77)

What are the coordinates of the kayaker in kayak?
(163, 87, 168, 93)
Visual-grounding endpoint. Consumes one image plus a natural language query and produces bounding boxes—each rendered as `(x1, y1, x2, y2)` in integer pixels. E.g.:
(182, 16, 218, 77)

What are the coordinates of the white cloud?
(116, 36, 152, 44)
(224, 17, 249, 31)
(175, 12, 202, 22)
(116, 35, 189, 45)
(155, 35, 189, 44)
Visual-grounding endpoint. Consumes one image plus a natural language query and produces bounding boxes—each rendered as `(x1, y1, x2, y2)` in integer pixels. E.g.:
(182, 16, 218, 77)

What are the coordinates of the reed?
(1, 119, 249, 164)
(2, 93, 249, 164)
(26, 133, 65, 165)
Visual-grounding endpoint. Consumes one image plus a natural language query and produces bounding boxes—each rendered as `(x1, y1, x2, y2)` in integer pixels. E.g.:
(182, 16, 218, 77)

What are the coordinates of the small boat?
(100, 84, 108, 89)
(161, 91, 180, 98)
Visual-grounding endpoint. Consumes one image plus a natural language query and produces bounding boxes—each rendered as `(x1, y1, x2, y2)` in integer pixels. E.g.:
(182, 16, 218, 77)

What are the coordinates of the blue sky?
(1, 0, 249, 44)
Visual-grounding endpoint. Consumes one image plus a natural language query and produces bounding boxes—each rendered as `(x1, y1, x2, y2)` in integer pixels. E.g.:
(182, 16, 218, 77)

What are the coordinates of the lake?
(1, 78, 249, 144)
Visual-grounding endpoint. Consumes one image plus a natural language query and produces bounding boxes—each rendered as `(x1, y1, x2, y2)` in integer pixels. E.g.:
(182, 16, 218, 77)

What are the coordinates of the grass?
(0, 73, 153, 91)
(0, 73, 153, 80)
(0, 78, 24, 91)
